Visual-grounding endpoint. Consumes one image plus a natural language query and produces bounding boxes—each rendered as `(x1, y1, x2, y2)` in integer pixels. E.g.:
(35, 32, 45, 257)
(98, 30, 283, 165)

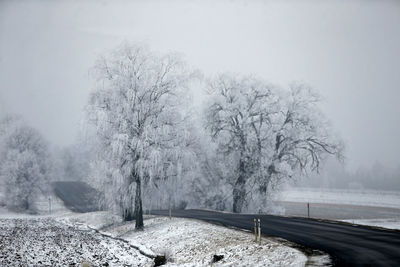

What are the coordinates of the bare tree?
(86, 43, 192, 229)
(204, 74, 343, 213)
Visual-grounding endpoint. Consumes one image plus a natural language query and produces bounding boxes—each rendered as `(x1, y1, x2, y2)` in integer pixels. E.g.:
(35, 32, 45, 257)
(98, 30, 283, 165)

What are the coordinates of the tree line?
(86, 43, 343, 229)
(0, 43, 342, 228)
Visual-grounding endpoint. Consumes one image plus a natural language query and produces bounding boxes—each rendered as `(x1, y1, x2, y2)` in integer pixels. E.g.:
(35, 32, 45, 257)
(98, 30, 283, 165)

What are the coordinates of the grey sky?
(0, 0, 399, 171)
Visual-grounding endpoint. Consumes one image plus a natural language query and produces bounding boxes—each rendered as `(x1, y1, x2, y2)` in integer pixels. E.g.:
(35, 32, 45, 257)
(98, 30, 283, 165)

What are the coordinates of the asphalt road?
(152, 209, 400, 267)
(52, 181, 101, 213)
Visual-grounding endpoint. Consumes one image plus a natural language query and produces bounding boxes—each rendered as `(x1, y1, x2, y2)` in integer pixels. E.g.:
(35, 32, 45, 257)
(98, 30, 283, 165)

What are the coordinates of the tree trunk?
(232, 159, 246, 213)
(123, 194, 135, 221)
(258, 178, 270, 213)
(134, 173, 144, 229)
(259, 175, 271, 195)
(123, 173, 136, 221)
(258, 166, 273, 213)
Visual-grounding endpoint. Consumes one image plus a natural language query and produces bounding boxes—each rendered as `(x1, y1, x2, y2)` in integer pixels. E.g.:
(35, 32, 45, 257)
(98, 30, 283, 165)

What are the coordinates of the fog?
(1, 0, 400, 172)
(2, 4, 400, 262)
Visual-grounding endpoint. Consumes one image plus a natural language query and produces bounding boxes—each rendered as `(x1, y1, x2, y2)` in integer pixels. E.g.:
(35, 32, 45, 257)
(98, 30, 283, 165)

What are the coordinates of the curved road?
(152, 209, 400, 266)
(52, 181, 101, 213)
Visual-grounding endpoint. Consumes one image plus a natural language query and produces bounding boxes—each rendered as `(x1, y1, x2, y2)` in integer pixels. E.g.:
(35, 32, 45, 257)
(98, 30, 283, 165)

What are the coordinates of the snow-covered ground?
(0, 189, 70, 215)
(0, 216, 150, 266)
(279, 187, 400, 209)
(59, 212, 309, 266)
(279, 187, 400, 230)
(341, 218, 400, 230)
(0, 207, 310, 266)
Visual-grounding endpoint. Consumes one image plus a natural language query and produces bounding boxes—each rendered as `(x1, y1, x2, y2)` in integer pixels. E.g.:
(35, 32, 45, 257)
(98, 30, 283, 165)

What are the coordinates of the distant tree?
(0, 114, 21, 139)
(204, 74, 343, 213)
(0, 115, 51, 212)
(188, 128, 234, 211)
(54, 141, 91, 182)
(86, 43, 192, 229)
(0, 115, 21, 204)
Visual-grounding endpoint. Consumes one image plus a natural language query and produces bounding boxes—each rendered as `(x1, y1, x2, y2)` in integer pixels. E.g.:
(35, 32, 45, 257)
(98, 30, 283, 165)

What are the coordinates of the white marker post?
(258, 219, 261, 245)
(254, 219, 257, 242)
(169, 208, 171, 220)
(48, 196, 51, 214)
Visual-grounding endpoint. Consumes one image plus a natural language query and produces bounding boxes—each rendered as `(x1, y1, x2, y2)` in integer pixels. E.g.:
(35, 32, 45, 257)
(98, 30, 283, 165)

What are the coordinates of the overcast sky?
(0, 0, 399, 171)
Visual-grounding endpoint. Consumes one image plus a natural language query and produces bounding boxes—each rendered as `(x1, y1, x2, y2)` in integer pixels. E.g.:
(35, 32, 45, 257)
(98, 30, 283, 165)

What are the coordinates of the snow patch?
(341, 218, 400, 230)
(280, 187, 400, 209)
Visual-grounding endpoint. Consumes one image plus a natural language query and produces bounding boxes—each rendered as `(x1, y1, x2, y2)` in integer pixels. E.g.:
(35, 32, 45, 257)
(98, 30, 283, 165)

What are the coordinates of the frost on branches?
(204, 74, 343, 213)
(85, 42, 344, 218)
(86, 43, 194, 229)
(0, 115, 51, 212)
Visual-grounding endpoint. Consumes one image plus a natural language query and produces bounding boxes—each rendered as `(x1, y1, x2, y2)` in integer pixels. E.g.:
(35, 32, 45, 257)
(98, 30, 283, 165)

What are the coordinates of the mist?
(2, 2, 400, 265)
(1, 0, 400, 177)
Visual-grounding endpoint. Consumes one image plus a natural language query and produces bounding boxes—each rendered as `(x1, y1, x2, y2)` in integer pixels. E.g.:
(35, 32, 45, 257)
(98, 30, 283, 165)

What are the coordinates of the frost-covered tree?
(204, 74, 343, 213)
(86, 43, 193, 229)
(0, 115, 51, 212)
(141, 119, 198, 211)
(0, 115, 21, 204)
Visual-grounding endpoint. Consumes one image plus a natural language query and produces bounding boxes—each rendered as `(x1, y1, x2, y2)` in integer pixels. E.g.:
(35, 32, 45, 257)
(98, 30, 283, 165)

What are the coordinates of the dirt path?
(0, 218, 151, 266)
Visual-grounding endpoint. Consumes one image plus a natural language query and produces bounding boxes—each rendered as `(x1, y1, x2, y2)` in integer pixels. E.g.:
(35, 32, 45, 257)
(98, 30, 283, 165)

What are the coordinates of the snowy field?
(279, 187, 400, 209)
(0, 189, 70, 216)
(279, 187, 400, 230)
(0, 207, 309, 266)
(59, 212, 309, 266)
(0, 216, 150, 266)
(341, 218, 400, 231)
(0, 188, 311, 266)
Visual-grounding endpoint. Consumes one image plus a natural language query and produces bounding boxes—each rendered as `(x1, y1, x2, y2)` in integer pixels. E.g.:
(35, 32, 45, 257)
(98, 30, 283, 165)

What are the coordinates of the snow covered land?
(1, 1, 400, 266)
(0, 208, 309, 266)
(279, 187, 400, 230)
(0, 216, 150, 266)
(59, 211, 309, 266)
(341, 218, 400, 231)
(279, 187, 400, 209)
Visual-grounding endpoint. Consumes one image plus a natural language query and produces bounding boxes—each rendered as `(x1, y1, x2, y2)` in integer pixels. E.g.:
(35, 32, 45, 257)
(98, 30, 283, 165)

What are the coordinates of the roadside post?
(254, 219, 257, 242)
(48, 196, 51, 214)
(258, 219, 261, 245)
(169, 208, 171, 219)
(307, 202, 310, 218)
